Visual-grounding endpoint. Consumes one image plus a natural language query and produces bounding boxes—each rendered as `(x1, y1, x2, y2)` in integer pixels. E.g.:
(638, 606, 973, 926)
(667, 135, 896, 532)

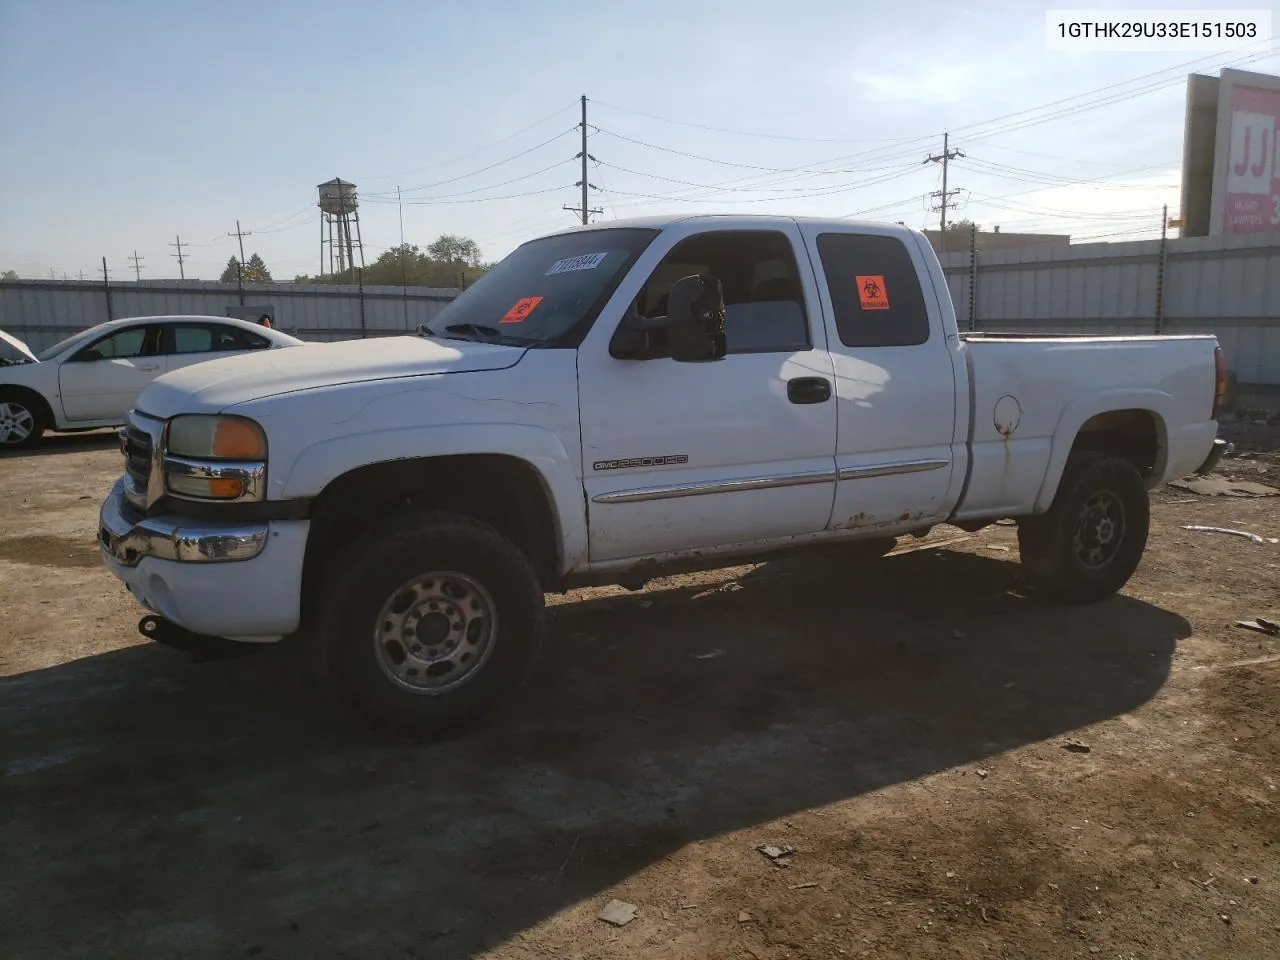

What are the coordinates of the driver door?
(58, 324, 165, 422)
(577, 225, 839, 564)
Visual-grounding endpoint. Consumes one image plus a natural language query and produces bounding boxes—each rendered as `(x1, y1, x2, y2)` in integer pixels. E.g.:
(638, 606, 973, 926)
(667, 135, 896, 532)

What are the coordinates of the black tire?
(0, 389, 46, 449)
(315, 510, 544, 736)
(1017, 451, 1150, 603)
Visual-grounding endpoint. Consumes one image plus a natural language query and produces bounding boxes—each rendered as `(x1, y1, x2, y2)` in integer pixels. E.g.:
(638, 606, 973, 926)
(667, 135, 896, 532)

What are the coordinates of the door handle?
(787, 376, 831, 404)
(136, 364, 160, 371)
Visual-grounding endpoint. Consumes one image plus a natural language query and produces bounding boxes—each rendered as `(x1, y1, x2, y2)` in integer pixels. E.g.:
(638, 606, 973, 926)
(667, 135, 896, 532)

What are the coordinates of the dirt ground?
(2, 433, 1278, 960)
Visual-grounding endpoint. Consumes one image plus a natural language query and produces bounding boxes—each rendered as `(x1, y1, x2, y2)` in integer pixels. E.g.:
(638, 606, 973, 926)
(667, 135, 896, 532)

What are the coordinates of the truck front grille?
(122, 426, 152, 491)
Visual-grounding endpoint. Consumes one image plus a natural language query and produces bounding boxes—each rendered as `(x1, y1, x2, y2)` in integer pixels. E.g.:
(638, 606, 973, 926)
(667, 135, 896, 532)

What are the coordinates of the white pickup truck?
(98, 215, 1227, 733)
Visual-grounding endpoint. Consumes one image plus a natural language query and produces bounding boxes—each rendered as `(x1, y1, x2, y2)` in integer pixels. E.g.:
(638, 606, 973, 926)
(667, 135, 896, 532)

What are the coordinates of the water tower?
(318, 178, 365, 276)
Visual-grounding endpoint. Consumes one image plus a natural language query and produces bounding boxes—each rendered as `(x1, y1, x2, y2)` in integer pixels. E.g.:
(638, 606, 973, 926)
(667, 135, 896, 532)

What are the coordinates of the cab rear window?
(815, 233, 930, 348)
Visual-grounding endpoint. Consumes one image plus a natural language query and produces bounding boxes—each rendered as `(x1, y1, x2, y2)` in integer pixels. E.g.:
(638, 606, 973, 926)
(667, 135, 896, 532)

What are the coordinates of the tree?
(946, 219, 978, 232)
(1, 270, 18, 281)
(244, 253, 272, 283)
(427, 234, 482, 268)
(292, 234, 487, 288)
(220, 254, 272, 283)
(219, 256, 241, 284)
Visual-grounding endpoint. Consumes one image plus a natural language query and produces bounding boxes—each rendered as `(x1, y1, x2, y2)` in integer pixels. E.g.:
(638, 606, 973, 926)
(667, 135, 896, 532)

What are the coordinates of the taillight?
(1212, 345, 1226, 420)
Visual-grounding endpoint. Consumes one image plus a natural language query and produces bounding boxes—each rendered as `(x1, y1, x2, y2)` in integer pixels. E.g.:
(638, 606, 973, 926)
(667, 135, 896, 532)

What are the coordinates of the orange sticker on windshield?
(856, 275, 890, 311)
(500, 296, 543, 324)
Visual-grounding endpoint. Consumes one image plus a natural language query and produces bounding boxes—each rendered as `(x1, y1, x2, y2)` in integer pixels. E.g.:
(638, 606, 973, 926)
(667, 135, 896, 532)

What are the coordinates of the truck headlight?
(167, 415, 267, 460)
(164, 415, 267, 501)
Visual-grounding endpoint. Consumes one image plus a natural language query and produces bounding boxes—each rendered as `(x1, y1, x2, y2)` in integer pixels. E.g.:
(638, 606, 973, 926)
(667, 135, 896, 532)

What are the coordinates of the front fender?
(280, 423, 587, 574)
(1033, 389, 1172, 513)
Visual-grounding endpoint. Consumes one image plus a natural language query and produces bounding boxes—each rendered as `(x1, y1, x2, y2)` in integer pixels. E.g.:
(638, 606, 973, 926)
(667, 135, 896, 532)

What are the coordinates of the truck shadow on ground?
(1, 548, 1189, 959)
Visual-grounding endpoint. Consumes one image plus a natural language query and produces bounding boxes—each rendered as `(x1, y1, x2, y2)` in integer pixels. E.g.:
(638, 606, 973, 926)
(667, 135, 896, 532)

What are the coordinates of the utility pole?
(127, 250, 144, 281)
(170, 235, 188, 280)
(563, 94, 602, 225)
(228, 219, 251, 305)
(398, 185, 409, 328)
(102, 256, 114, 320)
(1155, 203, 1169, 335)
(924, 132, 965, 254)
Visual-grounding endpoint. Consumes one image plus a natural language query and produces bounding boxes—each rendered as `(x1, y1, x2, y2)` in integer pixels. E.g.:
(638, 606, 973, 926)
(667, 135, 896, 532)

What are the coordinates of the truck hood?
(136, 335, 528, 417)
(0, 329, 37, 363)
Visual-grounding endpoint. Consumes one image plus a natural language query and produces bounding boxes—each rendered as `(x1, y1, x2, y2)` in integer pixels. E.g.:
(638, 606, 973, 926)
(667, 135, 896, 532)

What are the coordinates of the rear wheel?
(316, 511, 544, 736)
(1018, 452, 1149, 603)
(0, 390, 45, 449)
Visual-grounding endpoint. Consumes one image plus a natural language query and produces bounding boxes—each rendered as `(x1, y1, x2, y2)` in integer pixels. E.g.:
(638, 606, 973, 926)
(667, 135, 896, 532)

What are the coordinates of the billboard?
(1209, 69, 1280, 235)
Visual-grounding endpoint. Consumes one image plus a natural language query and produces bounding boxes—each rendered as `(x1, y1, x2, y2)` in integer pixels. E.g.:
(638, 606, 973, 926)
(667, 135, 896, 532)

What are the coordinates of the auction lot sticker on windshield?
(501, 296, 543, 324)
(546, 252, 608, 276)
(856, 275, 890, 311)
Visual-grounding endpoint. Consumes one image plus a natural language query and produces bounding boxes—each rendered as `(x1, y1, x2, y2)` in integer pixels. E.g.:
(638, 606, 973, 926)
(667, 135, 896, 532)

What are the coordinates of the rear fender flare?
(1033, 389, 1171, 513)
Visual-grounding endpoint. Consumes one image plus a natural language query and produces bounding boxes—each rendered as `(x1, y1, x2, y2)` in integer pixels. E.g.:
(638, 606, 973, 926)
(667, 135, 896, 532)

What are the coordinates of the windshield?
(36, 328, 99, 361)
(422, 227, 658, 345)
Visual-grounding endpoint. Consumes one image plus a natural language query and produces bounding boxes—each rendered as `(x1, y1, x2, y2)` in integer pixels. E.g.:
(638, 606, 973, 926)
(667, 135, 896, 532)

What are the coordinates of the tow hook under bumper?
(138, 615, 259, 663)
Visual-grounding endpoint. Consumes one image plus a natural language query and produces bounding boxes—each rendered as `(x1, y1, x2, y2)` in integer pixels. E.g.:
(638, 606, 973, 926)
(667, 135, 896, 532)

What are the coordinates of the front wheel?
(316, 511, 544, 736)
(0, 390, 46, 449)
(1017, 452, 1150, 603)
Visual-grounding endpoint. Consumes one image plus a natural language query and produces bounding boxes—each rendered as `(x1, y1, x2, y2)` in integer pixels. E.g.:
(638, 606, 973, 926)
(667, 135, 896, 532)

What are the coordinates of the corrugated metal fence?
(4, 231, 1278, 386)
(0, 278, 460, 351)
(938, 231, 1280, 388)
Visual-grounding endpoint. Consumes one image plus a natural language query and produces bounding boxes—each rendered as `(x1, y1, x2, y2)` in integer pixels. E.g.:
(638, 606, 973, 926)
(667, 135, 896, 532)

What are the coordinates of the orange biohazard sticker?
(500, 295, 543, 324)
(856, 275, 890, 311)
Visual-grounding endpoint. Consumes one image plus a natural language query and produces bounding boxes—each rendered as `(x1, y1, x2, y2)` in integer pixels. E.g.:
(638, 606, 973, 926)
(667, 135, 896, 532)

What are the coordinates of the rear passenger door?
(161, 322, 271, 373)
(796, 225, 963, 532)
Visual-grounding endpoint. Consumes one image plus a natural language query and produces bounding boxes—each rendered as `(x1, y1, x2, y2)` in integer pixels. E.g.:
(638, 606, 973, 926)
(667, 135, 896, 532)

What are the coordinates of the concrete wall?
(939, 231, 1280, 387)
(0, 278, 461, 351)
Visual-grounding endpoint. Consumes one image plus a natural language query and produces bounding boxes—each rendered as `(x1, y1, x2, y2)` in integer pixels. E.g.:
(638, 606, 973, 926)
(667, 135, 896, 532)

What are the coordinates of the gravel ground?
(2, 433, 1278, 960)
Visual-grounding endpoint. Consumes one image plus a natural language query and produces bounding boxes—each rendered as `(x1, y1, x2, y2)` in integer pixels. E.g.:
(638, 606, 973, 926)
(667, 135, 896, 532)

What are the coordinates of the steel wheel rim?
(373, 570, 498, 695)
(1072, 489, 1126, 570)
(0, 402, 34, 444)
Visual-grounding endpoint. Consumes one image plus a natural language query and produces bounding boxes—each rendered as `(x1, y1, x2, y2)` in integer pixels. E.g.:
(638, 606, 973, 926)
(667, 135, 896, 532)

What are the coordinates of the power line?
(361, 159, 568, 203)
(360, 100, 580, 182)
(590, 98, 918, 144)
(169, 235, 188, 280)
(367, 129, 576, 197)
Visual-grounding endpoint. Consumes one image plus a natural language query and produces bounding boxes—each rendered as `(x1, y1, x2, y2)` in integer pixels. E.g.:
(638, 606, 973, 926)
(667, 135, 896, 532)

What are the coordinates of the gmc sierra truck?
(98, 215, 1227, 733)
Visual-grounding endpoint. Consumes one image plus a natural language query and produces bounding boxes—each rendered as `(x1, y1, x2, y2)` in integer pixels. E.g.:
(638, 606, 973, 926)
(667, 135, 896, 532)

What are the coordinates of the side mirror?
(665, 274, 726, 363)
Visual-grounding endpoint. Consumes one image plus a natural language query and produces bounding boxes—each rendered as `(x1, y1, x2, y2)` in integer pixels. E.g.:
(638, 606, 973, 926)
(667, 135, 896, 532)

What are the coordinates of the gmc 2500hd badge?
(592, 454, 689, 471)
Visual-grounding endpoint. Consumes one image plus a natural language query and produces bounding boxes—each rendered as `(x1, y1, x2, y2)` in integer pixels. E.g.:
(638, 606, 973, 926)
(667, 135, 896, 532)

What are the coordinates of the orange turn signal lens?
(207, 477, 244, 498)
(212, 419, 266, 459)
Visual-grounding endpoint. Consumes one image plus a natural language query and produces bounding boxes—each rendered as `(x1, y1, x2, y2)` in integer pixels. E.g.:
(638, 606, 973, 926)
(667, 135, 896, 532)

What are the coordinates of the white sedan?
(0, 315, 304, 448)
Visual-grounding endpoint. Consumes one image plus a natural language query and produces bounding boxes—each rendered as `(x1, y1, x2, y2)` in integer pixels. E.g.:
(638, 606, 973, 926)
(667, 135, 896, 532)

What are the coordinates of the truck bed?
(953, 333, 1219, 521)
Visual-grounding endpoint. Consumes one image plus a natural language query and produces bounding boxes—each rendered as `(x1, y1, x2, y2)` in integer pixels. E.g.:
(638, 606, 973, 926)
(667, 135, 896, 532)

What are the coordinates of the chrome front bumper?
(98, 479, 268, 566)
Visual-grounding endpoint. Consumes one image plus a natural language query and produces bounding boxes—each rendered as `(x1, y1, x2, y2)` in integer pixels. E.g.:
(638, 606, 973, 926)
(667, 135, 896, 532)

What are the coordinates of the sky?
(1, 0, 1278, 280)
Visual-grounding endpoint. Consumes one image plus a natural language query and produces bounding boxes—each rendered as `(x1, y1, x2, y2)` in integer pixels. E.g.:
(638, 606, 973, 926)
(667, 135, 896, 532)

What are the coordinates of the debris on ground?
(1062, 740, 1092, 754)
(597, 899, 638, 927)
(1183, 525, 1277, 545)
(691, 649, 726, 660)
(789, 881, 819, 890)
(738, 910, 753, 923)
(1169, 476, 1279, 498)
(1235, 618, 1280, 637)
(976, 768, 990, 779)
(757, 844, 796, 864)
(985, 545, 1011, 553)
